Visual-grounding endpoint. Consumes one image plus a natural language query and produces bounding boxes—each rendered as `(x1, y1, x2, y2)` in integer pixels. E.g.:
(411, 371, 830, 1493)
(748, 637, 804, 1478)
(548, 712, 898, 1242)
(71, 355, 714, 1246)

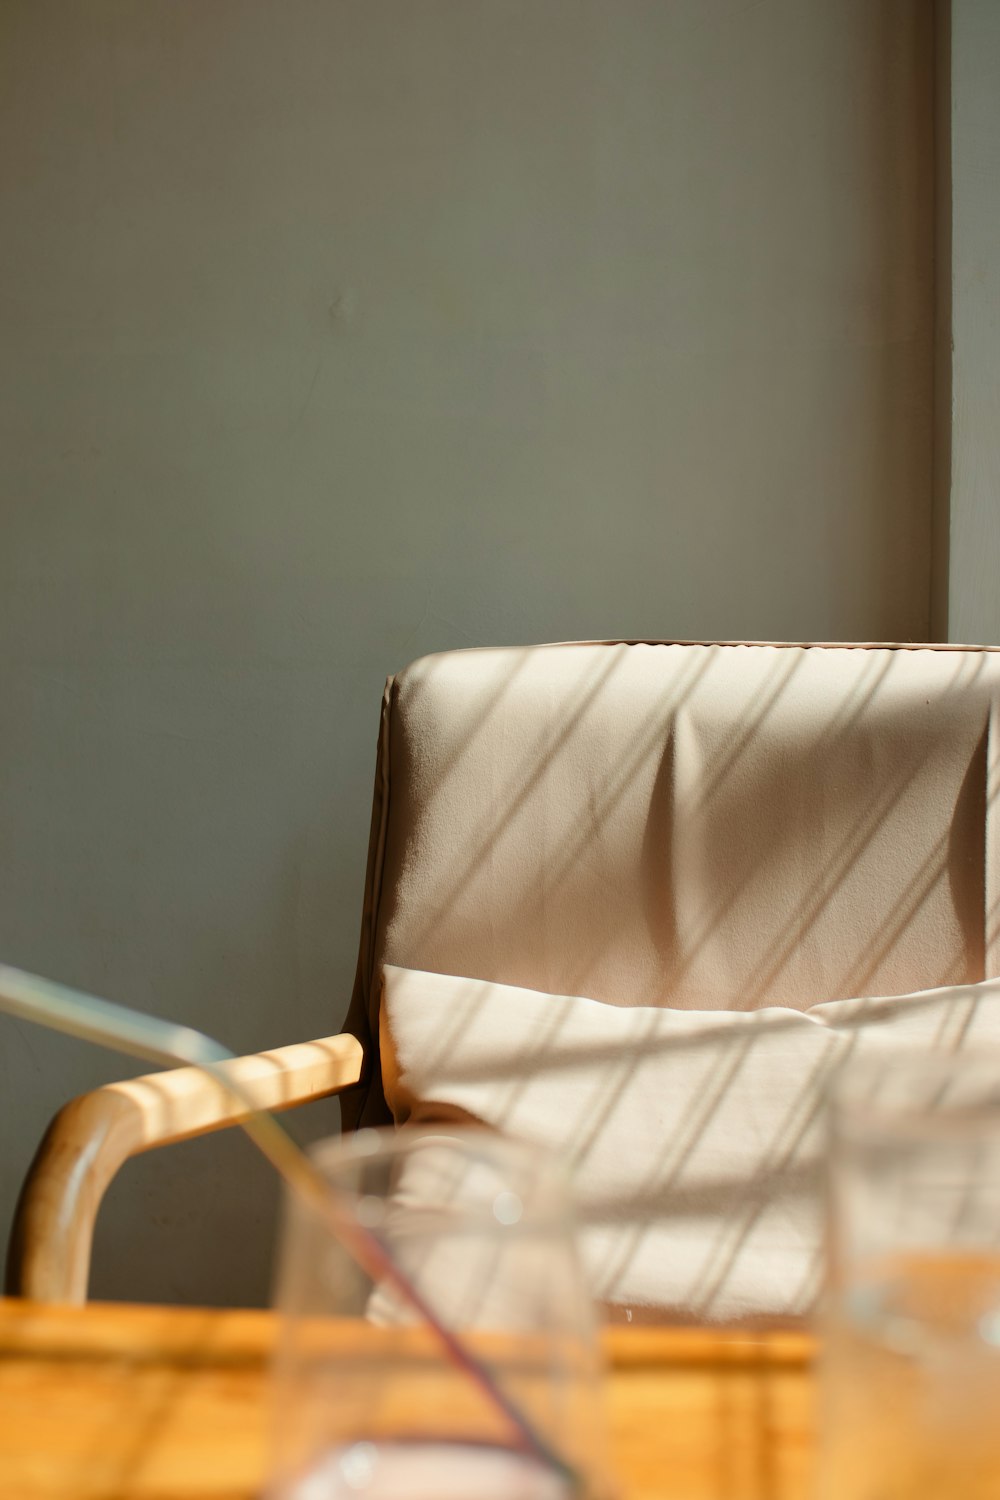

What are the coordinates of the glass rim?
(301, 1123, 575, 1228)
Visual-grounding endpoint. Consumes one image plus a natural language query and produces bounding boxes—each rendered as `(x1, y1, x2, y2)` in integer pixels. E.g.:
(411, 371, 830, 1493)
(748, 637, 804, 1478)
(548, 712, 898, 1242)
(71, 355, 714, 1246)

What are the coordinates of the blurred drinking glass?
(266, 1126, 605, 1500)
(819, 1050, 1000, 1499)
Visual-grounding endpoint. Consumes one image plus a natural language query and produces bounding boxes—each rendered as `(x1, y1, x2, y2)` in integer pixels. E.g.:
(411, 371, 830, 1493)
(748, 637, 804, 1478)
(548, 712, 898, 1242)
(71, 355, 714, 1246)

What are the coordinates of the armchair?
(10, 639, 1000, 1315)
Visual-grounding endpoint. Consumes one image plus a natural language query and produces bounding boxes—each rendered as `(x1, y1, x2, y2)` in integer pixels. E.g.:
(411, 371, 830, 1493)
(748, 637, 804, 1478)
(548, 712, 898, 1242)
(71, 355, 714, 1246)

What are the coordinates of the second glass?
(267, 1125, 605, 1500)
(819, 1049, 1000, 1500)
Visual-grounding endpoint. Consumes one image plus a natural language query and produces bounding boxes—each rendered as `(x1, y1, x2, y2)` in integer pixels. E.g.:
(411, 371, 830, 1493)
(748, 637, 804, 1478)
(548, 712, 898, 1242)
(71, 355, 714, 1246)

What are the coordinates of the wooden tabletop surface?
(0, 1299, 816, 1499)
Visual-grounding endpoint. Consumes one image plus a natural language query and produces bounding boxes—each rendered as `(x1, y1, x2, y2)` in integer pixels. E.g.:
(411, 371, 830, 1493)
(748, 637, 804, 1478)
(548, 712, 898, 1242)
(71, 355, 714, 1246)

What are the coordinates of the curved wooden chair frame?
(6, 1033, 364, 1304)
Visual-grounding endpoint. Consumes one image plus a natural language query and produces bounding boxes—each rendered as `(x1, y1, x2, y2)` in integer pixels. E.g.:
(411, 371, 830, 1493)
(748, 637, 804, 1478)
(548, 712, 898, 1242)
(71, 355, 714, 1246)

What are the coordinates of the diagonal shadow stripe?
(664, 651, 991, 1011)
(396, 646, 636, 959)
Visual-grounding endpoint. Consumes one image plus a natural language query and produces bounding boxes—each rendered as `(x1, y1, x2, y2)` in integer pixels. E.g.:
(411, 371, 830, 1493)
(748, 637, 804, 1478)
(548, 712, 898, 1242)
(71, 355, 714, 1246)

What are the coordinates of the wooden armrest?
(6, 1032, 365, 1305)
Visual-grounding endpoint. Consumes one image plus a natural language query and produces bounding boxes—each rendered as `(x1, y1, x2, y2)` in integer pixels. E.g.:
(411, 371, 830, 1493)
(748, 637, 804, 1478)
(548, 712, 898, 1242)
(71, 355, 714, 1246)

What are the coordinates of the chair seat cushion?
(379, 963, 1000, 1323)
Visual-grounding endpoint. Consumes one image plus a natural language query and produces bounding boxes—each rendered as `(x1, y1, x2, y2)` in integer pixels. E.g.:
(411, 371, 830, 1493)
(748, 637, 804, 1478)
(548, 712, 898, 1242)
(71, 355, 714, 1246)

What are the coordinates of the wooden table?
(0, 1300, 815, 1499)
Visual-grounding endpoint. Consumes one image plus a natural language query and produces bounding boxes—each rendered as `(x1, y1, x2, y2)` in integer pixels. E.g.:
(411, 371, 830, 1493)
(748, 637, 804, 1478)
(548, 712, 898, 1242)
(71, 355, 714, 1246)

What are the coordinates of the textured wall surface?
(0, 1, 933, 1305)
(947, 0, 1000, 646)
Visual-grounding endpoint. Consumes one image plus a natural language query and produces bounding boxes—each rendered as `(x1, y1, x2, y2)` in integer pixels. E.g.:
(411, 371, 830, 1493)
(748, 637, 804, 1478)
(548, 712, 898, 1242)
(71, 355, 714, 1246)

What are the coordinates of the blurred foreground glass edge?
(819, 1049, 1000, 1500)
(266, 1126, 607, 1500)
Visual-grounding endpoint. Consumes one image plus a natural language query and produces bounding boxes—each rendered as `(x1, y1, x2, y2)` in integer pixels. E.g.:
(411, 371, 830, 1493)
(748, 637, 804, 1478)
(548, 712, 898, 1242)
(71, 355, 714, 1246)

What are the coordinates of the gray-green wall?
(1, 1, 933, 1305)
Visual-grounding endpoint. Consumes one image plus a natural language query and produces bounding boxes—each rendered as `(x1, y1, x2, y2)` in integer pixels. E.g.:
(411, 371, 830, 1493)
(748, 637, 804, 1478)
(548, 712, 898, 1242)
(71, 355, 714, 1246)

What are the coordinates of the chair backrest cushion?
(345, 640, 1000, 1135)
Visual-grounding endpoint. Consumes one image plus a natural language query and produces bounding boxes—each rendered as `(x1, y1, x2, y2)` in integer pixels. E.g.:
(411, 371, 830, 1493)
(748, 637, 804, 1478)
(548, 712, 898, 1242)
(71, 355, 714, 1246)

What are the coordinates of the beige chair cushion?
(347, 641, 1000, 1130)
(380, 963, 1000, 1323)
(341, 639, 1000, 1318)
